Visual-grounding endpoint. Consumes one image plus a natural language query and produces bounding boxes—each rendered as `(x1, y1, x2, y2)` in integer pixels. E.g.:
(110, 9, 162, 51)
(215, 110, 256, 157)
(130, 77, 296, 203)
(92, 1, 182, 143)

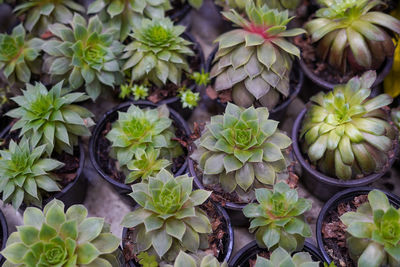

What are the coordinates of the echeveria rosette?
(243, 183, 312, 253)
(211, 3, 305, 109)
(0, 24, 43, 84)
(106, 105, 183, 181)
(122, 17, 194, 88)
(42, 14, 124, 101)
(6, 81, 95, 156)
(340, 190, 400, 266)
(163, 251, 228, 267)
(1, 199, 121, 266)
(305, 0, 400, 72)
(121, 169, 212, 261)
(0, 138, 63, 210)
(254, 247, 320, 267)
(300, 71, 397, 180)
(191, 103, 292, 201)
(87, 0, 172, 41)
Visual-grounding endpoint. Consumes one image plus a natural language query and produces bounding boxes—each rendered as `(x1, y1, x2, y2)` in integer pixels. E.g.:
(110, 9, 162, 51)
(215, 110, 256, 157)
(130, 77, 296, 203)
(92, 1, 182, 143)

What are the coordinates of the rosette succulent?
(42, 14, 123, 100)
(0, 138, 63, 210)
(340, 190, 400, 266)
(122, 17, 194, 87)
(13, 0, 85, 35)
(6, 81, 95, 156)
(106, 104, 182, 172)
(305, 0, 400, 72)
(121, 169, 212, 261)
(1, 199, 121, 266)
(211, 3, 305, 109)
(0, 24, 43, 84)
(254, 247, 319, 267)
(178, 88, 200, 109)
(87, 0, 172, 41)
(164, 251, 228, 267)
(215, 0, 301, 12)
(191, 103, 292, 201)
(243, 183, 312, 253)
(299, 71, 397, 180)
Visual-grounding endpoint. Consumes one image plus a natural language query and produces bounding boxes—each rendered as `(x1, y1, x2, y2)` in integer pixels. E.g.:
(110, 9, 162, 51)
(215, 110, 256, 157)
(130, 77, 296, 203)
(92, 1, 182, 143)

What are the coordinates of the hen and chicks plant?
(254, 247, 319, 267)
(215, 0, 301, 13)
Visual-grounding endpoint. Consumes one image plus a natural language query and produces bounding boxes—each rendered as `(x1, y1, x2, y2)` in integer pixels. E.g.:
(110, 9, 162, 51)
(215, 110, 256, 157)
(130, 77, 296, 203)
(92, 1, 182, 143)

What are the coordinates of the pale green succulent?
(163, 251, 228, 267)
(0, 24, 43, 84)
(178, 89, 200, 109)
(190, 70, 210, 86)
(392, 107, 400, 136)
(132, 84, 150, 100)
(243, 183, 312, 253)
(42, 14, 124, 101)
(121, 169, 212, 261)
(1, 199, 121, 266)
(215, 0, 301, 12)
(254, 247, 319, 267)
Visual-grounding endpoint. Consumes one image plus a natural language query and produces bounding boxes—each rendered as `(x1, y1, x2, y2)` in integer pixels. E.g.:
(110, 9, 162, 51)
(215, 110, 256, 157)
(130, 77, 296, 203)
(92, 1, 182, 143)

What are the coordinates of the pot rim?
(315, 186, 400, 264)
(169, 2, 192, 22)
(89, 100, 191, 191)
(292, 108, 399, 187)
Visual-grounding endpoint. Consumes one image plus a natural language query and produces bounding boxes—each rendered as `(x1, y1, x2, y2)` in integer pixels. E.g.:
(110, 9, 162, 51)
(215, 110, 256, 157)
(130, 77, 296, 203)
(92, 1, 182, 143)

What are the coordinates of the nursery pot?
(206, 46, 304, 121)
(229, 240, 325, 267)
(89, 100, 191, 204)
(0, 124, 88, 210)
(292, 108, 399, 201)
(0, 208, 8, 265)
(168, 2, 192, 27)
(316, 187, 400, 265)
(122, 200, 234, 266)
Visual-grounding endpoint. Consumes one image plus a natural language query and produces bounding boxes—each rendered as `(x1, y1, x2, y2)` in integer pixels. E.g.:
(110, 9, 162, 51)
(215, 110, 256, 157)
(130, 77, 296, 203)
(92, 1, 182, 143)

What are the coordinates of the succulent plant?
(191, 103, 292, 201)
(178, 88, 200, 109)
(132, 84, 150, 100)
(42, 14, 124, 101)
(190, 70, 210, 86)
(392, 108, 400, 135)
(305, 0, 400, 72)
(254, 247, 319, 267)
(1, 199, 121, 266)
(299, 71, 397, 180)
(13, 0, 85, 35)
(163, 251, 228, 267)
(6, 81, 95, 156)
(106, 104, 182, 173)
(122, 17, 194, 88)
(138, 252, 159, 267)
(215, 0, 301, 12)
(87, 0, 172, 41)
(0, 138, 63, 210)
(243, 183, 312, 253)
(340, 190, 400, 266)
(0, 24, 43, 84)
(210, 3, 305, 109)
(121, 169, 212, 261)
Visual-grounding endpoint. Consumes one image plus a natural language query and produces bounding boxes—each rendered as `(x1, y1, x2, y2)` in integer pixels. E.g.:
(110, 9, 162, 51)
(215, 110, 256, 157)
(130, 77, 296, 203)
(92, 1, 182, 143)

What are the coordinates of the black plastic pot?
(229, 240, 325, 267)
(0, 124, 87, 210)
(316, 187, 400, 265)
(205, 46, 304, 121)
(0, 208, 8, 265)
(292, 108, 399, 201)
(89, 100, 191, 204)
(122, 200, 234, 266)
(169, 2, 192, 27)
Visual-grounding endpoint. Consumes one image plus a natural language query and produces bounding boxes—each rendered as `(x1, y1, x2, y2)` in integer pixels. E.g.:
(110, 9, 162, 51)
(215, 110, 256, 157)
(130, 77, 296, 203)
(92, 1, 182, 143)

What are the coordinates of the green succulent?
(178, 88, 200, 109)
(87, 0, 172, 41)
(211, 2, 305, 109)
(190, 70, 210, 86)
(42, 14, 124, 101)
(6, 81, 95, 156)
(340, 190, 400, 267)
(1, 199, 121, 266)
(305, 0, 400, 72)
(119, 84, 133, 99)
(138, 252, 159, 267)
(215, 0, 301, 12)
(0, 138, 63, 210)
(122, 17, 194, 88)
(191, 103, 292, 201)
(132, 84, 150, 100)
(392, 108, 400, 135)
(254, 247, 319, 267)
(0, 24, 43, 84)
(13, 0, 85, 35)
(163, 251, 228, 267)
(121, 169, 212, 261)
(243, 183, 312, 253)
(300, 71, 397, 180)
(324, 262, 337, 267)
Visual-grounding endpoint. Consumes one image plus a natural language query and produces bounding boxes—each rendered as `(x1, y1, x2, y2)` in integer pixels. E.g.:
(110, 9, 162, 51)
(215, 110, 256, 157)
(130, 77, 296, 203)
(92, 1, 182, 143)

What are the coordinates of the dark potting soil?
(122, 199, 229, 263)
(322, 194, 368, 267)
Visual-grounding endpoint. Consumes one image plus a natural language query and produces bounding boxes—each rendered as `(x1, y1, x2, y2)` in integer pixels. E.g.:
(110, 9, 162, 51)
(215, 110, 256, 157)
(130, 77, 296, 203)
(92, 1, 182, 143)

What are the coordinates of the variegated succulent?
(211, 2, 305, 109)
(254, 247, 319, 267)
(121, 169, 212, 261)
(0, 24, 43, 84)
(122, 17, 194, 88)
(191, 103, 292, 201)
(305, 0, 400, 72)
(6, 81, 95, 156)
(42, 14, 124, 100)
(300, 71, 397, 180)
(1, 199, 121, 266)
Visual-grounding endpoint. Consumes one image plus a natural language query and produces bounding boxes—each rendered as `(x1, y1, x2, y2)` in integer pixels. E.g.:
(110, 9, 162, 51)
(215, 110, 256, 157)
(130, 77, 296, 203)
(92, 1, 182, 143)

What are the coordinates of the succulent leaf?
(254, 247, 320, 266)
(161, 250, 228, 267)
(215, 0, 301, 12)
